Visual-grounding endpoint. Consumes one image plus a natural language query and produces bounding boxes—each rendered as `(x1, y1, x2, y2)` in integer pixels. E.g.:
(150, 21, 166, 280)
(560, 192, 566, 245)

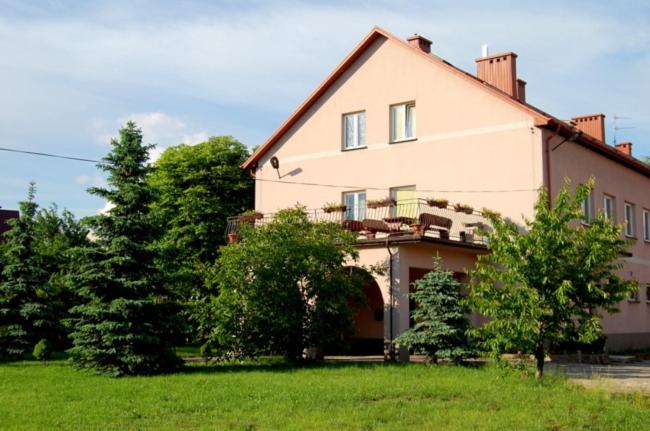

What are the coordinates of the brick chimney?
(615, 142, 632, 157)
(407, 34, 432, 54)
(476, 52, 518, 98)
(516, 79, 526, 103)
(571, 114, 605, 143)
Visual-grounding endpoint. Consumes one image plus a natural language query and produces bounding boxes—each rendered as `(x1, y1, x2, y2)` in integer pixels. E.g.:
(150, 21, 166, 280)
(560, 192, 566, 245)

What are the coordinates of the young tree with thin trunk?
(396, 257, 473, 364)
(470, 179, 635, 379)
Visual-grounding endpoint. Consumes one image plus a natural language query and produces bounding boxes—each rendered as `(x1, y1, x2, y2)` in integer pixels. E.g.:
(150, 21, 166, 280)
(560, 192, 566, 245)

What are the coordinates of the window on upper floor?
(581, 191, 594, 224)
(390, 102, 416, 143)
(646, 284, 650, 303)
(343, 191, 366, 221)
(603, 194, 615, 222)
(624, 202, 636, 237)
(643, 210, 650, 242)
(342, 111, 366, 150)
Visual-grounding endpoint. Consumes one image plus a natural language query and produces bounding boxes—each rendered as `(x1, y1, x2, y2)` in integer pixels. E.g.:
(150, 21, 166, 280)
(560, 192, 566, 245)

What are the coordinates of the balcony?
(226, 199, 492, 246)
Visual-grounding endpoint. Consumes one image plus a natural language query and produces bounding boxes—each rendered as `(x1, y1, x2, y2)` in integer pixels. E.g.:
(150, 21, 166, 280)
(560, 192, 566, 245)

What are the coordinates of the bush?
(32, 339, 51, 363)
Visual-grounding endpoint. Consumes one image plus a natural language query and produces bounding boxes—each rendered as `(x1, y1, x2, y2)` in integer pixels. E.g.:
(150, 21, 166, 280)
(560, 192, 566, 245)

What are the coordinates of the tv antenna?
(613, 115, 634, 144)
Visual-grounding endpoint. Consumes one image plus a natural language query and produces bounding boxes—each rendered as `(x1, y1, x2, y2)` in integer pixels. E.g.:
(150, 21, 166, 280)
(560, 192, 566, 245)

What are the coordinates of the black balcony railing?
(226, 199, 492, 245)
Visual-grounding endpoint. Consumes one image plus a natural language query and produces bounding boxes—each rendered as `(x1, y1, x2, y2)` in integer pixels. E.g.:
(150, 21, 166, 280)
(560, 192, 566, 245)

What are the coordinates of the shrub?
(33, 339, 51, 363)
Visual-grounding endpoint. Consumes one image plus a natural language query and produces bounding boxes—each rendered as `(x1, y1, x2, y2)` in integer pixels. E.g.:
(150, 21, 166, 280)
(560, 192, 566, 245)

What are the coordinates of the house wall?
(254, 36, 544, 224)
(548, 134, 650, 350)
(355, 242, 481, 358)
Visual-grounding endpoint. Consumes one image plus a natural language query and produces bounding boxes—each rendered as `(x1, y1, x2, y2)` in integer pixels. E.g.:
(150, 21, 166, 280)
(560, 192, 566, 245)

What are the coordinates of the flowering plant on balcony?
(238, 209, 264, 223)
(453, 203, 474, 214)
(481, 207, 501, 219)
(367, 197, 397, 209)
(426, 198, 449, 209)
(322, 202, 347, 213)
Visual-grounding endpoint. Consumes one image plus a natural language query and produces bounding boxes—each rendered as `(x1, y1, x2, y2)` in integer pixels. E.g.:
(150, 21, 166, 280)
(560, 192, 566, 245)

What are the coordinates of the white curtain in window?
(406, 104, 415, 138)
(344, 114, 355, 149)
(391, 105, 405, 141)
(357, 112, 366, 147)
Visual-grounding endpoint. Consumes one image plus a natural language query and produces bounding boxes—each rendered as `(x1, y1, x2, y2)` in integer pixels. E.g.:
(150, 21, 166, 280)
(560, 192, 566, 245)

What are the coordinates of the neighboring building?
(0, 209, 19, 240)
(232, 27, 650, 354)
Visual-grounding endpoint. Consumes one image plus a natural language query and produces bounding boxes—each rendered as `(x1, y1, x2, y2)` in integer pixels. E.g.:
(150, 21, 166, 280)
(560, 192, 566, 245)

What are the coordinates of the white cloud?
(76, 174, 106, 188)
(123, 112, 209, 162)
(98, 201, 115, 215)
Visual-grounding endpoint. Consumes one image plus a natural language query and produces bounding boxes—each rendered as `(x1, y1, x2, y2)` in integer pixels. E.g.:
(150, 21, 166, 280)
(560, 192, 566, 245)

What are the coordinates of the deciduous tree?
(470, 179, 635, 379)
(149, 137, 252, 339)
(208, 207, 365, 361)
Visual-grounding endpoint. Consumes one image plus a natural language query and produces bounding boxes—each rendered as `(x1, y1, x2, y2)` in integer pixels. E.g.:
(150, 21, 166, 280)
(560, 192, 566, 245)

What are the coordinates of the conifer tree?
(0, 183, 51, 360)
(396, 257, 473, 364)
(68, 122, 182, 375)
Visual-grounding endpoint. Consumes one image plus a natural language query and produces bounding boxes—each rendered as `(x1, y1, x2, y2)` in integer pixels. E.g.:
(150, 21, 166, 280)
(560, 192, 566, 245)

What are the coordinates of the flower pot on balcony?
(322, 203, 347, 214)
(453, 203, 474, 215)
(238, 211, 263, 224)
(426, 198, 449, 209)
(227, 232, 239, 244)
(410, 223, 423, 235)
(367, 198, 397, 209)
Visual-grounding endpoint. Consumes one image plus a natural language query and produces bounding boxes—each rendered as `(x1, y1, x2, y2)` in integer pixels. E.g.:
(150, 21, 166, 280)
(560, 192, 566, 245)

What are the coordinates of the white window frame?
(603, 194, 615, 222)
(624, 202, 636, 237)
(390, 102, 416, 143)
(343, 191, 366, 221)
(643, 209, 650, 242)
(342, 111, 366, 150)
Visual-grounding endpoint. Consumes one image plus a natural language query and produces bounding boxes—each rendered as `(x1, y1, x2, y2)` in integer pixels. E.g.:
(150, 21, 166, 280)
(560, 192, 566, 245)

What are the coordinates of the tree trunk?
(534, 343, 545, 380)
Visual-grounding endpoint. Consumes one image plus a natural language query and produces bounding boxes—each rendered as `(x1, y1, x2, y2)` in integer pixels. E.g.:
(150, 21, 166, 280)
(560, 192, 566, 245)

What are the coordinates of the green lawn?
(0, 359, 648, 430)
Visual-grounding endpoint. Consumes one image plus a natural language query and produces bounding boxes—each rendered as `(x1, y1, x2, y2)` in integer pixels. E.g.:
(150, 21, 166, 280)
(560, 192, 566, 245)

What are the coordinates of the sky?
(1, 0, 649, 217)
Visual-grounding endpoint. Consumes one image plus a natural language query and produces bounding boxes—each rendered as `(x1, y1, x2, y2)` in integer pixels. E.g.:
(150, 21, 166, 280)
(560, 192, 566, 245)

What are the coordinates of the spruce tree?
(0, 183, 51, 360)
(68, 122, 182, 375)
(396, 257, 473, 364)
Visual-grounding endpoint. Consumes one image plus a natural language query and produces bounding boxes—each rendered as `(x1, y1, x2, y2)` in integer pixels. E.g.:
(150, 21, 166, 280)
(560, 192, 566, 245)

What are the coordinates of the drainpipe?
(385, 238, 395, 361)
(544, 123, 562, 205)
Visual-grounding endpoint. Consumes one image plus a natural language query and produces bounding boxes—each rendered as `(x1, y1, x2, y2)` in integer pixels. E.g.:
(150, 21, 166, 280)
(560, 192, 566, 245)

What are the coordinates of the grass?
(0, 359, 648, 430)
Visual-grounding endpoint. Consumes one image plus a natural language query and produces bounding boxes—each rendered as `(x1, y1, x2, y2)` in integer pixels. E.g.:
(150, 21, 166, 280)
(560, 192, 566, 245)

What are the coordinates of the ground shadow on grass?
(177, 357, 487, 376)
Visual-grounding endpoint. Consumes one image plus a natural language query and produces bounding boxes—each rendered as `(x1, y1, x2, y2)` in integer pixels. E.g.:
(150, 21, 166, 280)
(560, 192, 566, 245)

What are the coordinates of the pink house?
(233, 27, 650, 356)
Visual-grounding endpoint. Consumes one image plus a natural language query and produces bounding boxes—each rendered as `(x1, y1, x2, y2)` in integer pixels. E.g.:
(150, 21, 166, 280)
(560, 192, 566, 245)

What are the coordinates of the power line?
(1, 145, 537, 194)
(255, 177, 536, 193)
(0, 146, 100, 163)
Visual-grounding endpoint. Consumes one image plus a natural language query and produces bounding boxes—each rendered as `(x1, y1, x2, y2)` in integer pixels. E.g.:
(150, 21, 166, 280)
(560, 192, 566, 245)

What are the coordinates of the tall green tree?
(396, 257, 473, 364)
(208, 207, 365, 361)
(470, 179, 635, 379)
(149, 137, 253, 323)
(68, 122, 182, 376)
(0, 183, 52, 360)
(33, 205, 89, 349)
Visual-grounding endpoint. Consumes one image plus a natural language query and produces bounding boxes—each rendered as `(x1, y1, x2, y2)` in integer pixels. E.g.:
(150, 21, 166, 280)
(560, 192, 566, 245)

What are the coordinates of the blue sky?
(1, 0, 649, 217)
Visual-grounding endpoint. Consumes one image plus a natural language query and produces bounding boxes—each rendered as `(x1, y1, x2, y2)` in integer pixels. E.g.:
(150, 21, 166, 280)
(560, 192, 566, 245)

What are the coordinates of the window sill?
(390, 137, 417, 145)
(628, 298, 640, 303)
(625, 235, 638, 240)
(342, 146, 367, 152)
